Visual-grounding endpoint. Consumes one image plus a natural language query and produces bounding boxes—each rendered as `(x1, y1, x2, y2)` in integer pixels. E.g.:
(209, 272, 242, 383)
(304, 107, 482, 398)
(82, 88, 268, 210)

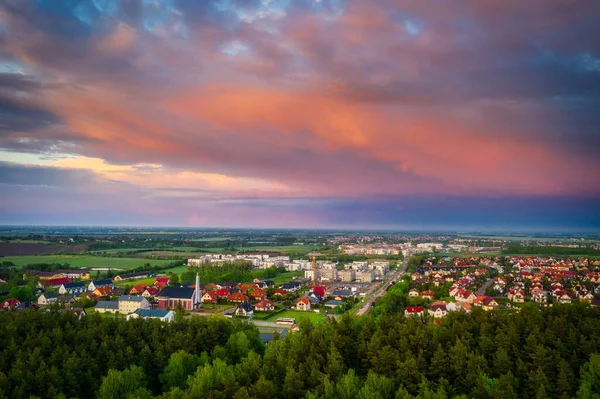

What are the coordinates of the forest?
(1, 301, 600, 399)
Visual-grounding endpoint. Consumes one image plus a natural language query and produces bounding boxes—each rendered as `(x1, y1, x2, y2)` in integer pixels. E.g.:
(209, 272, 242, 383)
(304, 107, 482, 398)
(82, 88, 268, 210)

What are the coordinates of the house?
(282, 282, 302, 293)
(408, 289, 420, 297)
(250, 288, 265, 300)
(428, 302, 448, 318)
(2, 298, 21, 310)
(118, 295, 151, 314)
(154, 277, 169, 289)
(447, 302, 472, 313)
(307, 292, 322, 304)
(456, 290, 476, 304)
(155, 287, 199, 310)
(59, 282, 87, 295)
(57, 269, 91, 280)
(312, 286, 326, 298)
(296, 297, 311, 311)
(59, 307, 87, 319)
(129, 284, 149, 295)
(37, 292, 58, 306)
(558, 293, 572, 304)
(216, 289, 230, 299)
(474, 296, 498, 311)
(254, 299, 275, 312)
(88, 279, 114, 292)
(405, 306, 424, 317)
(324, 300, 346, 309)
(93, 286, 113, 297)
(235, 302, 254, 317)
(271, 289, 287, 297)
(508, 289, 525, 303)
(41, 277, 72, 289)
(114, 272, 149, 281)
(127, 309, 174, 322)
(420, 290, 435, 300)
(227, 292, 250, 303)
(331, 289, 353, 299)
(95, 301, 119, 314)
(202, 291, 218, 304)
(532, 290, 549, 304)
(142, 287, 159, 298)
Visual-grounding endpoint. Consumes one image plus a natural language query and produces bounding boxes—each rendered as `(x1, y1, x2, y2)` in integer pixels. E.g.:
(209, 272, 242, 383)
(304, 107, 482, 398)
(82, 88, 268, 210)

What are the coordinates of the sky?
(0, 0, 599, 231)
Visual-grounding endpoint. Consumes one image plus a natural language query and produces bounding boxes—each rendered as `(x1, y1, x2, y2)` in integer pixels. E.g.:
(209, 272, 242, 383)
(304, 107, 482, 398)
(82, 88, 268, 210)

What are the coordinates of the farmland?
(0, 255, 174, 269)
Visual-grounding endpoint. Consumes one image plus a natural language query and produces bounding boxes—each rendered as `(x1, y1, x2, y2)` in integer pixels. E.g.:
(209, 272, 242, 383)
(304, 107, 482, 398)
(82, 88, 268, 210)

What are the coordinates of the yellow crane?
(307, 252, 325, 287)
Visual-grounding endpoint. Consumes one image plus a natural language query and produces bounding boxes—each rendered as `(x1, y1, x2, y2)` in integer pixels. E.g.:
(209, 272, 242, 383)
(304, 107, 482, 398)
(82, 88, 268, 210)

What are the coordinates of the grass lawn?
(163, 265, 190, 275)
(1, 255, 174, 269)
(269, 271, 304, 285)
(114, 277, 157, 287)
(247, 245, 323, 255)
(265, 309, 327, 324)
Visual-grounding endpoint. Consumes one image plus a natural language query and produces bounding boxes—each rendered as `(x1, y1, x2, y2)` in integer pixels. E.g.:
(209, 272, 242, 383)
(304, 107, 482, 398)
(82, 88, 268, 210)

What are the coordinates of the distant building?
(118, 295, 151, 314)
(127, 309, 174, 322)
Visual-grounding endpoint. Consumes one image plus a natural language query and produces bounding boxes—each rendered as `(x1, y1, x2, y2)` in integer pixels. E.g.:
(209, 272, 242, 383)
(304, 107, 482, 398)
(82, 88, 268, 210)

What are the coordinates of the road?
(354, 264, 407, 316)
(476, 278, 494, 296)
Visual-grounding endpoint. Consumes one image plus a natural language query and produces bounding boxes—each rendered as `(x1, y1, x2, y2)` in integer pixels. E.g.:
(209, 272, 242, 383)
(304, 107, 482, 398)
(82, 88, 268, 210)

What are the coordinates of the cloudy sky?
(1, 0, 599, 230)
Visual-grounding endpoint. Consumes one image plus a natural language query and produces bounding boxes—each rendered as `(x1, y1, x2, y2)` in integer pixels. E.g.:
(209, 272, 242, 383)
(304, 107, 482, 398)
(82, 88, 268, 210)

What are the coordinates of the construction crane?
(307, 252, 325, 287)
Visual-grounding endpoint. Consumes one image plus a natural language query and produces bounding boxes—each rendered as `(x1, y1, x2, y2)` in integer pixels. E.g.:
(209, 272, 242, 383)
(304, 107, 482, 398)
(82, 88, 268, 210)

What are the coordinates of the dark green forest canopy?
(1, 305, 600, 399)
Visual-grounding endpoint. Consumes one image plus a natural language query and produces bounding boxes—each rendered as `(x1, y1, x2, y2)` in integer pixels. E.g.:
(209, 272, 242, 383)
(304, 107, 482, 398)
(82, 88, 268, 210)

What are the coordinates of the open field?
(114, 277, 157, 287)
(265, 309, 328, 324)
(0, 255, 174, 269)
(245, 245, 325, 255)
(0, 243, 87, 256)
(89, 247, 209, 254)
(268, 271, 304, 285)
(163, 265, 190, 275)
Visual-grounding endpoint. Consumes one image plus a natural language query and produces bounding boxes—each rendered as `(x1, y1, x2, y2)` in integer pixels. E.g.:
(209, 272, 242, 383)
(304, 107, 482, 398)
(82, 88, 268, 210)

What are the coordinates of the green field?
(162, 265, 190, 274)
(114, 277, 157, 287)
(268, 271, 304, 285)
(247, 245, 323, 255)
(0, 255, 174, 269)
(265, 309, 328, 324)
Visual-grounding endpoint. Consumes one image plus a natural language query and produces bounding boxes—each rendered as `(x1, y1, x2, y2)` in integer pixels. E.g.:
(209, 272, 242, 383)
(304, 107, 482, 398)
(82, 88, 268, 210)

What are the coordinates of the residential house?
(154, 277, 169, 290)
(202, 291, 218, 304)
(271, 289, 287, 297)
(558, 292, 572, 304)
(127, 309, 174, 322)
(508, 289, 525, 303)
(129, 284, 149, 295)
(142, 287, 159, 298)
(456, 290, 477, 304)
(2, 298, 21, 310)
(227, 292, 249, 303)
(428, 302, 448, 318)
(532, 290, 549, 305)
(88, 279, 114, 292)
(474, 296, 498, 311)
(41, 277, 72, 289)
(282, 282, 302, 293)
(420, 290, 435, 300)
(408, 289, 420, 297)
(405, 306, 424, 317)
(254, 299, 275, 312)
(446, 302, 472, 313)
(37, 292, 58, 306)
(324, 300, 346, 309)
(118, 295, 151, 314)
(331, 289, 353, 299)
(93, 286, 113, 297)
(296, 297, 311, 311)
(216, 289, 230, 299)
(95, 301, 119, 314)
(235, 302, 254, 317)
(59, 282, 87, 296)
(57, 269, 91, 280)
(250, 289, 265, 300)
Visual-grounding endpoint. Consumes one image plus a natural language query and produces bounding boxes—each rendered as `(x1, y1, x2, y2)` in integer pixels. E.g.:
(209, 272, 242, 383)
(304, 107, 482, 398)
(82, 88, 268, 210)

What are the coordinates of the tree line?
(1, 301, 600, 398)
